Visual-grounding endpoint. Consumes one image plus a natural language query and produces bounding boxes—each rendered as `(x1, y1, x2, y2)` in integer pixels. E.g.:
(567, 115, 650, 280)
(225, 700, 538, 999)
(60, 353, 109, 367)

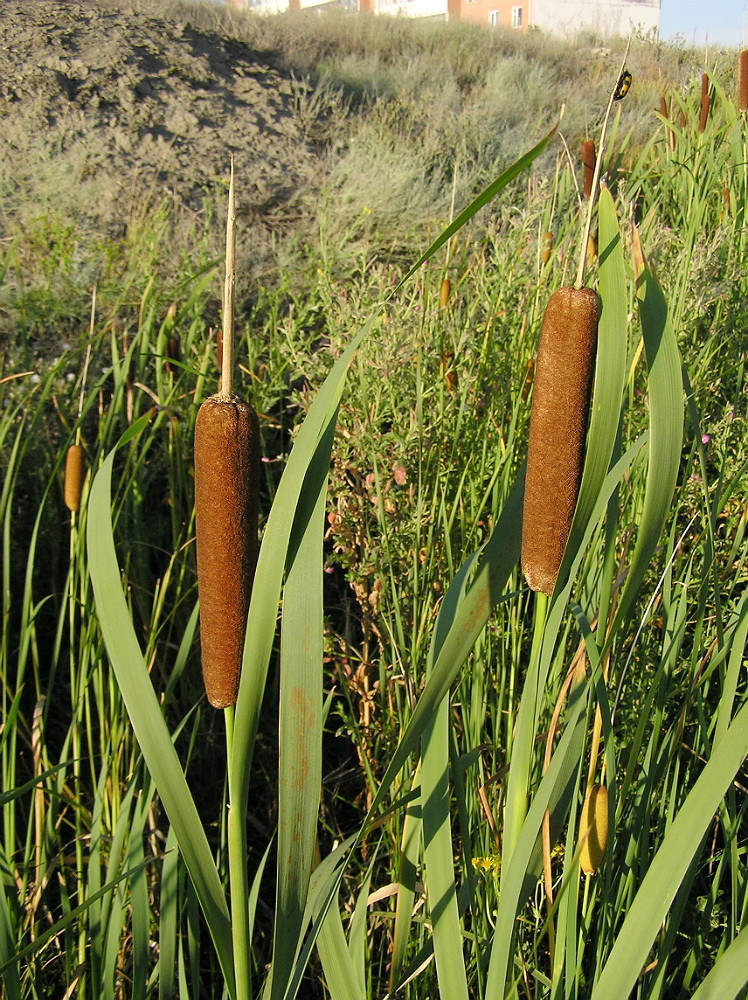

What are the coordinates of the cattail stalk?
(194, 159, 261, 708)
(582, 140, 596, 200)
(739, 49, 748, 112)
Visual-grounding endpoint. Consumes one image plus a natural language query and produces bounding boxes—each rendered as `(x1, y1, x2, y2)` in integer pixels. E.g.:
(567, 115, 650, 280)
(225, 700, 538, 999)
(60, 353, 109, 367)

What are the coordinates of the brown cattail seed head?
(439, 277, 451, 309)
(739, 50, 748, 112)
(440, 350, 457, 391)
(540, 231, 554, 264)
(521, 286, 599, 595)
(582, 140, 596, 200)
(699, 73, 710, 132)
(194, 394, 260, 708)
(64, 444, 85, 512)
(579, 784, 608, 874)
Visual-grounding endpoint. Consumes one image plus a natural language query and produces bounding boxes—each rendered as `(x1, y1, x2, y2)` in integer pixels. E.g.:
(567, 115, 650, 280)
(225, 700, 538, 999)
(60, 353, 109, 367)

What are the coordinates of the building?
(227, 0, 660, 36)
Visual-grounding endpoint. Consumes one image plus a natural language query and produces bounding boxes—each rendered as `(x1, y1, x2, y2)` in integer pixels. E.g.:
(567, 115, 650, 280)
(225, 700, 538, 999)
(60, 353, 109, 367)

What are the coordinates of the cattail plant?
(582, 139, 596, 200)
(739, 49, 748, 112)
(520, 44, 631, 595)
(64, 316, 93, 514)
(194, 163, 261, 708)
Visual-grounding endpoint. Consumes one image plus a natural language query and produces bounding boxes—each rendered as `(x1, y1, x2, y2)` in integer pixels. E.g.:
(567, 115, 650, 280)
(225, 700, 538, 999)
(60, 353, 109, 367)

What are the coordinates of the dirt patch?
(0, 0, 335, 309)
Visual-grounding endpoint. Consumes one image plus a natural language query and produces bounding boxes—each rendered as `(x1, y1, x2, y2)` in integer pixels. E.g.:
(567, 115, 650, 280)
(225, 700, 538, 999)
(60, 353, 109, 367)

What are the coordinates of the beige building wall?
(454, 0, 529, 28)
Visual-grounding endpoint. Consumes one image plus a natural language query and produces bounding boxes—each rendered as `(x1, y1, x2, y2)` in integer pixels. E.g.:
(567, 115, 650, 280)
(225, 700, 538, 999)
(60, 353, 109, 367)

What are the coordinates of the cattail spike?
(699, 72, 710, 132)
(540, 231, 554, 264)
(582, 140, 596, 200)
(64, 443, 85, 512)
(738, 49, 748, 112)
(579, 784, 608, 874)
(521, 286, 599, 595)
(194, 394, 260, 708)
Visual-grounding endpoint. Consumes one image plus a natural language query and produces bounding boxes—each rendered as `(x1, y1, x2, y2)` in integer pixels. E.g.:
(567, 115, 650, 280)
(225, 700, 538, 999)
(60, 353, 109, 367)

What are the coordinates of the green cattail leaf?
(86, 416, 236, 1000)
(689, 923, 748, 999)
(158, 826, 180, 1000)
(270, 445, 328, 999)
(389, 766, 422, 994)
(422, 702, 469, 1000)
(610, 233, 684, 635)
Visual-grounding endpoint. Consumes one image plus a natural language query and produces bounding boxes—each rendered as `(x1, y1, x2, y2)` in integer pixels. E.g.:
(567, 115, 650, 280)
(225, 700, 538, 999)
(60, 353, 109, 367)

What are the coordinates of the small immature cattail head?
(521, 286, 599, 595)
(440, 350, 457, 392)
(64, 443, 85, 512)
(540, 231, 554, 264)
(194, 394, 260, 708)
(699, 72, 710, 133)
(578, 784, 608, 874)
(582, 140, 596, 200)
(165, 336, 180, 373)
(739, 49, 748, 112)
(586, 233, 597, 268)
(439, 277, 451, 309)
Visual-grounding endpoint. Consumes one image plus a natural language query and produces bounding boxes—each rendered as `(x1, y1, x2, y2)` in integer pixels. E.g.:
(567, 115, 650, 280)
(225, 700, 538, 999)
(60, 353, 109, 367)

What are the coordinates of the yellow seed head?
(439, 277, 451, 309)
(578, 784, 608, 874)
(521, 286, 599, 595)
(540, 231, 554, 264)
(64, 444, 85, 512)
(194, 394, 260, 708)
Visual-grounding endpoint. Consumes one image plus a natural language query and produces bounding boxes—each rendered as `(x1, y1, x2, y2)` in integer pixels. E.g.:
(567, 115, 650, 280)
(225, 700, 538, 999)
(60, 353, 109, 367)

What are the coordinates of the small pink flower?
(701, 434, 710, 445)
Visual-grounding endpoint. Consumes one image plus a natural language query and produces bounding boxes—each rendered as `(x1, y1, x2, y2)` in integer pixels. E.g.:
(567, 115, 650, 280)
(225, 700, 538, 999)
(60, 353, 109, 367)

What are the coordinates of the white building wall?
(374, 0, 448, 16)
(531, 0, 659, 38)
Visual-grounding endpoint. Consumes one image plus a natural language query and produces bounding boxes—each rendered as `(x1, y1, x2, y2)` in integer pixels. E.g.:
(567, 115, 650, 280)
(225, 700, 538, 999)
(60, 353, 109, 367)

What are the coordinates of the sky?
(658, 0, 746, 48)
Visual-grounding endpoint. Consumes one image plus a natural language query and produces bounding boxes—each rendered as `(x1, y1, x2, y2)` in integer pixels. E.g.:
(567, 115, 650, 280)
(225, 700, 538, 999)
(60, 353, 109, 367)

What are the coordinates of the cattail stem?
(575, 35, 632, 290)
(222, 157, 236, 397)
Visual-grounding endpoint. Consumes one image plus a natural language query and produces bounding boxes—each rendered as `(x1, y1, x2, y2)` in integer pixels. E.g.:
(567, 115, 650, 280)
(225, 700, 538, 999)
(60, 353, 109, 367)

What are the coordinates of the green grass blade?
(592, 699, 748, 1000)
(689, 924, 748, 1000)
(397, 125, 557, 289)
(86, 416, 235, 999)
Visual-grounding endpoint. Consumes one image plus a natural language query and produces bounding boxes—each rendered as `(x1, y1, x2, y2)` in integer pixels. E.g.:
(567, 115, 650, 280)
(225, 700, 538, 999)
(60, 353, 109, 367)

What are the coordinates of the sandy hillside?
(0, 0, 330, 285)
